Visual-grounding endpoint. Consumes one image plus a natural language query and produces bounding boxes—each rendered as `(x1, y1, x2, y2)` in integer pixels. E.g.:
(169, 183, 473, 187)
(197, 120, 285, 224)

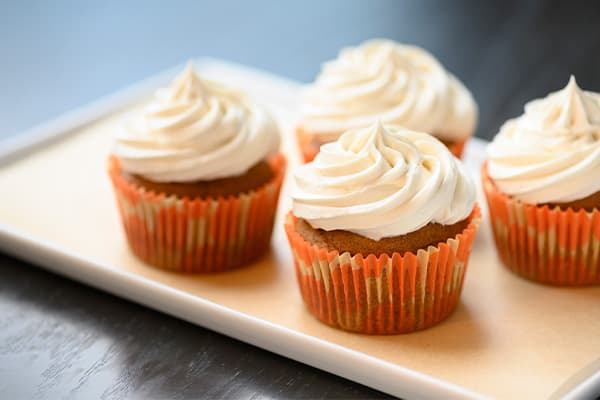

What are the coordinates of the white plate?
(0, 59, 599, 400)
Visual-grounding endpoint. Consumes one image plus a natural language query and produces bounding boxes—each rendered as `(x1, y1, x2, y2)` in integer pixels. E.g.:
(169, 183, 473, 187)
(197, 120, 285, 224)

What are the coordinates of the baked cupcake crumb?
(295, 217, 470, 256)
(121, 159, 274, 198)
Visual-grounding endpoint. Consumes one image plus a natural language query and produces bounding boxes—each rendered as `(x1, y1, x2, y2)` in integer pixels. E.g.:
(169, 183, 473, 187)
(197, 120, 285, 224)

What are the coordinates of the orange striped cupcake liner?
(297, 127, 467, 163)
(284, 206, 481, 334)
(482, 162, 600, 286)
(296, 126, 322, 163)
(447, 139, 466, 159)
(108, 154, 286, 273)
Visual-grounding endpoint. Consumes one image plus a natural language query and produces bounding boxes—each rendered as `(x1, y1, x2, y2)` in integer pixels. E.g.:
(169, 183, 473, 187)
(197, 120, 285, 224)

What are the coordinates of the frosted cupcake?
(285, 120, 480, 334)
(483, 76, 600, 285)
(297, 39, 477, 162)
(109, 64, 285, 273)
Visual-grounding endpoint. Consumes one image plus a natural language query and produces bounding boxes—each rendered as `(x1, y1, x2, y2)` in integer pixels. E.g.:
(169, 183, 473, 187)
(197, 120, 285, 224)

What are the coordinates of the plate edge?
(0, 57, 495, 400)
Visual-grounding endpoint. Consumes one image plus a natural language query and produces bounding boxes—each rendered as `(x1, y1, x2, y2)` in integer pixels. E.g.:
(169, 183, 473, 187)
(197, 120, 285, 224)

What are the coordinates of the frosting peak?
(488, 76, 600, 204)
(165, 63, 206, 102)
(292, 121, 476, 240)
(299, 39, 477, 142)
(522, 75, 600, 141)
(113, 63, 280, 182)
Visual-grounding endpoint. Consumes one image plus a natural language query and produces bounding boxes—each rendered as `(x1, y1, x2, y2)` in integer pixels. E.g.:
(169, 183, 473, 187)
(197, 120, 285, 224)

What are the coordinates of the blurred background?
(2, 1, 600, 398)
(2, 0, 600, 142)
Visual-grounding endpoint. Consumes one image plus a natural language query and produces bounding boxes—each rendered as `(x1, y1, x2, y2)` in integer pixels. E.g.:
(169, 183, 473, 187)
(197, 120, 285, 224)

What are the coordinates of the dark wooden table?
(2, 1, 600, 398)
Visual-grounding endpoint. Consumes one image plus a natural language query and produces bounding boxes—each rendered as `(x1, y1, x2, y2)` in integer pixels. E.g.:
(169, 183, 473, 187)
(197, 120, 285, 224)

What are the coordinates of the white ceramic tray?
(1, 59, 599, 400)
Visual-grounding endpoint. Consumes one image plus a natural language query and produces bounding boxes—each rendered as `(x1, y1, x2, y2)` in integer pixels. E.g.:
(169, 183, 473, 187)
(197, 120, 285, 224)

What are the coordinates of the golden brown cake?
(294, 217, 470, 257)
(120, 159, 274, 198)
(542, 190, 600, 212)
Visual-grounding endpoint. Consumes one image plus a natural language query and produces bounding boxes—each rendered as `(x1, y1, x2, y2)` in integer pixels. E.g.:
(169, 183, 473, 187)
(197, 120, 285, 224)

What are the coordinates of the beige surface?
(1, 67, 599, 400)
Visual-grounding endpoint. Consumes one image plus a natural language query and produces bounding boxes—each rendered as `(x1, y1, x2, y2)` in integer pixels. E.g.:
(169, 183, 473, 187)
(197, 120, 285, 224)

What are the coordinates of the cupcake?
(285, 120, 480, 334)
(109, 63, 286, 273)
(297, 39, 477, 162)
(484, 76, 600, 286)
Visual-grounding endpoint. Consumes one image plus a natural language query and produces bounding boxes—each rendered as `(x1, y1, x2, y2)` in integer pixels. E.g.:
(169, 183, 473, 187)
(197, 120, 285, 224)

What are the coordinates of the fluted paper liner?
(447, 139, 466, 159)
(284, 207, 480, 334)
(108, 154, 286, 273)
(297, 126, 467, 163)
(296, 126, 321, 163)
(482, 162, 600, 286)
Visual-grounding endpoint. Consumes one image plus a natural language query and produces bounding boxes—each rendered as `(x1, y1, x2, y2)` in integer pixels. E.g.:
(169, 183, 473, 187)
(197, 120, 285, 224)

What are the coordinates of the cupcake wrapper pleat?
(284, 207, 480, 334)
(108, 154, 286, 273)
(482, 163, 600, 286)
(296, 127, 321, 163)
(447, 139, 466, 159)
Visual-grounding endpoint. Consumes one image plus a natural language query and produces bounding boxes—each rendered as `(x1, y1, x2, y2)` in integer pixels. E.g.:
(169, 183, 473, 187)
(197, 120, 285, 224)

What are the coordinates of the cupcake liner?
(108, 154, 286, 273)
(284, 207, 481, 334)
(296, 126, 323, 163)
(482, 163, 600, 286)
(447, 139, 466, 159)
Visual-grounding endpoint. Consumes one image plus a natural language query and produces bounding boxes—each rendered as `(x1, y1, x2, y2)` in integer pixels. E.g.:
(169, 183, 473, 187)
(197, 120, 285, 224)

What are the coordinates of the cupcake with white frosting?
(285, 120, 480, 334)
(109, 63, 286, 273)
(296, 39, 477, 162)
(483, 76, 600, 285)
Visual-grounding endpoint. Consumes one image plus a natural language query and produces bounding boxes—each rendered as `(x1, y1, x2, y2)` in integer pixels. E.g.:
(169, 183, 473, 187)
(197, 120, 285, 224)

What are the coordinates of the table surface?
(2, 1, 600, 399)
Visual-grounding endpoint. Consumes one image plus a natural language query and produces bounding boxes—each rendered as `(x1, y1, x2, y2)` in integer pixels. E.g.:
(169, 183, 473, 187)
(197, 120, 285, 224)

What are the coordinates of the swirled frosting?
(113, 63, 280, 182)
(291, 121, 476, 240)
(299, 39, 477, 143)
(487, 76, 600, 204)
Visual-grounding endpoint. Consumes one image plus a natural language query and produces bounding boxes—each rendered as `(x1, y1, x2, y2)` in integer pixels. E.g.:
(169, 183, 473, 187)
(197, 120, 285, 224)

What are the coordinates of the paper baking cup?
(447, 139, 466, 159)
(284, 207, 480, 334)
(297, 127, 467, 163)
(482, 163, 600, 286)
(296, 126, 322, 163)
(108, 154, 286, 273)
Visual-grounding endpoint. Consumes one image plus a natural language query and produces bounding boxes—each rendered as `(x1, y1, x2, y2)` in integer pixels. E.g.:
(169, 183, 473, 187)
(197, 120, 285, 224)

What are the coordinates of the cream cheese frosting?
(299, 39, 477, 143)
(487, 76, 600, 204)
(291, 121, 476, 240)
(113, 63, 280, 182)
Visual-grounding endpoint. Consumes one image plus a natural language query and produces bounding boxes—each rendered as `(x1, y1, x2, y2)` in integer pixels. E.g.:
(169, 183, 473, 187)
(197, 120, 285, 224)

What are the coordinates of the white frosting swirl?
(299, 39, 477, 142)
(291, 121, 476, 240)
(488, 76, 600, 204)
(113, 63, 280, 182)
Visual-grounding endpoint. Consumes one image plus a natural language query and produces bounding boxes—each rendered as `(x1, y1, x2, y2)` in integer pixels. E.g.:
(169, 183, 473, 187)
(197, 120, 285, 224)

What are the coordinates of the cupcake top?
(299, 39, 477, 143)
(487, 76, 600, 204)
(113, 63, 280, 182)
(291, 121, 476, 241)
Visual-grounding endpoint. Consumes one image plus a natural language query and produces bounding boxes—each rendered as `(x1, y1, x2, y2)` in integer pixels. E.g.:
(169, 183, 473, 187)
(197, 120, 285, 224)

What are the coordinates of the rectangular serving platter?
(1, 58, 599, 400)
